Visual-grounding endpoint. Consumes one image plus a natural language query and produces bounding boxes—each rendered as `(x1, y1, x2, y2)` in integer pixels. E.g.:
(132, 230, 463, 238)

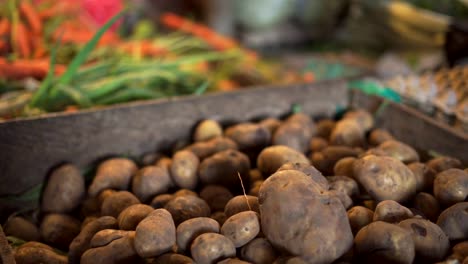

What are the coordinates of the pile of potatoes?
(3, 109, 468, 264)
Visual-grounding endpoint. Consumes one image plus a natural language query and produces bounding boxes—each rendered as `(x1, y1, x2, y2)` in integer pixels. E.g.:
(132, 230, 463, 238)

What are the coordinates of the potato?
(373, 200, 413, 223)
(150, 194, 174, 209)
(199, 185, 234, 212)
(257, 145, 310, 176)
(81, 216, 98, 228)
(333, 157, 357, 178)
(427, 156, 463, 173)
(218, 258, 251, 264)
(329, 189, 353, 209)
(90, 229, 130, 247)
(80, 196, 101, 218)
(452, 241, 468, 262)
(170, 150, 200, 190)
(408, 162, 436, 192)
(399, 218, 450, 262)
(3, 216, 40, 242)
(273, 113, 315, 153)
(224, 195, 260, 217)
(40, 213, 81, 250)
(152, 253, 195, 264)
(155, 157, 172, 173)
(132, 166, 172, 202)
(117, 204, 154, 230)
(211, 211, 228, 226)
(249, 180, 263, 196)
(353, 155, 417, 203)
(329, 119, 365, 147)
(259, 170, 353, 263)
(375, 140, 420, 164)
(69, 216, 118, 264)
(225, 122, 271, 151)
(134, 209, 176, 258)
(259, 117, 281, 135)
(15, 241, 67, 264)
(433, 168, 468, 207)
(174, 189, 199, 197)
(309, 136, 328, 152)
(164, 195, 211, 225)
(413, 192, 440, 222)
(312, 146, 360, 175)
(354, 221, 415, 264)
(328, 176, 359, 198)
(278, 162, 329, 191)
(81, 230, 140, 264)
(101, 191, 140, 218)
(249, 169, 263, 183)
(368, 128, 394, 146)
(176, 217, 220, 252)
(190, 233, 236, 264)
(437, 202, 468, 241)
(315, 119, 335, 139)
(88, 158, 137, 196)
(221, 211, 260, 248)
(185, 137, 238, 160)
(42, 164, 85, 213)
(343, 109, 374, 132)
(240, 237, 277, 264)
(199, 149, 251, 190)
(347, 206, 374, 235)
(193, 119, 223, 142)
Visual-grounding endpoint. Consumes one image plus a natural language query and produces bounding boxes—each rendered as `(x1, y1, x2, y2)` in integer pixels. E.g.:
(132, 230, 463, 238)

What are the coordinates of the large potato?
(437, 202, 468, 241)
(40, 214, 81, 250)
(42, 164, 85, 213)
(88, 158, 137, 196)
(259, 169, 353, 263)
(3, 216, 40, 242)
(375, 140, 420, 164)
(240, 238, 277, 264)
(199, 185, 234, 212)
(433, 168, 468, 207)
(273, 113, 315, 153)
(278, 162, 329, 191)
(132, 166, 172, 202)
(15, 242, 68, 264)
(193, 119, 223, 142)
(185, 137, 238, 160)
(221, 211, 260, 248)
(101, 191, 140, 218)
(257, 145, 309, 176)
(117, 204, 154, 230)
(224, 195, 260, 217)
(171, 150, 200, 190)
(191, 233, 236, 264)
(164, 195, 211, 225)
(81, 230, 140, 264)
(176, 217, 220, 252)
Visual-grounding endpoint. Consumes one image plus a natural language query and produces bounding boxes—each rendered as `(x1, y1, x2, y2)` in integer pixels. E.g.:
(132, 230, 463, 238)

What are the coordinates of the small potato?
(343, 109, 374, 132)
(273, 113, 315, 153)
(101, 191, 140, 218)
(354, 221, 415, 264)
(185, 137, 238, 160)
(42, 164, 85, 213)
(88, 158, 137, 197)
(427, 156, 463, 173)
(81, 230, 139, 264)
(315, 119, 336, 139)
(312, 146, 360, 175)
(328, 176, 359, 198)
(453, 242, 468, 262)
(375, 140, 420, 164)
(174, 189, 199, 197)
(408, 162, 436, 192)
(81, 216, 98, 228)
(225, 122, 271, 152)
(224, 195, 260, 217)
(80, 196, 101, 218)
(40, 213, 81, 250)
(191, 233, 236, 264)
(200, 185, 234, 212)
(309, 137, 328, 152)
(257, 145, 310, 176)
(176, 217, 220, 252)
(69, 216, 118, 264)
(333, 157, 357, 178)
(413, 192, 440, 222)
(399, 218, 450, 262)
(249, 180, 263, 196)
(328, 189, 353, 209)
(171, 150, 200, 190)
(329, 119, 365, 148)
(211, 211, 228, 226)
(373, 200, 413, 223)
(150, 194, 174, 208)
(249, 169, 263, 183)
(433, 168, 468, 207)
(155, 157, 172, 173)
(240, 237, 277, 264)
(152, 253, 195, 264)
(132, 166, 172, 202)
(218, 258, 251, 264)
(118, 204, 154, 230)
(193, 119, 223, 142)
(3, 216, 40, 242)
(90, 229, 130, 247)
(368, 128, 394, 146)
(259, 117, 281, 135)
(437, 202, 468, 241)
(278, 162, 329, 191)
(15, 241, 67, 264)
(221, 211, 260, 247)
(347, 206, 374, 235)
(135, 209, 176, 258)
(164, 195, 211, 225)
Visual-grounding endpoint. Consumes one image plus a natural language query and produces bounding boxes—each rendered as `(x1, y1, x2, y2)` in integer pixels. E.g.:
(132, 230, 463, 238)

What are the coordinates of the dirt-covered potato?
(354, 221, 415, 264)
(347, 206, 374, 235)
(333, 157, 357, 178)
(368, 128, 394, 146)
(309, 137, 328, 152)
(315, 119, 335, 139)
(221, 211, 260, 248)
(134, 209, 175, 258)
(174, 189, 199, 197)
(42, 164, 85, 213)
(40, 213, 81, 250)
(171, 150, 200, 190)
(151, 253, 195, 264)
(437, 202, 468, 241)
(224, 195, 260, 217)
(408, 162, 436, 192)
(211, 211, 228, 226)
(311, 146, 360, 175)
(257, 145, 310, 176)
(15, 241, 68, 264)
(374, 140, 420, 164)
(81, 230, 140, 264)
(273, 113, 315, 153)
(259, 117, 281, 135)
(413, 192, 440, 222)
(343, 109, 374, 132)
(240, 237, 277, 264)
(427, 156, 463, 173)
(117, 204, 154, 230)
(3, 216, 40, 242)
(191, 233, 236, 264)
(164, 195, 211, 225)
(259, 169, 353, 263)
(132, 166, 172, 202)
(373, 200, 413, 223)
(193, 119, 223, 142)
(329, 119, 365, 148)
(176, 217, 220, 252)
(278, 162, 329, 191)
(328, 189, 353, 209)
(433, 168, 468, 207)
(101, 191, 140, 218)
(217, 258, 251, 264)
(88, 158, 138, 197)
(184, 137, 238, 160)
(225, 122, 271, 152)
(399, 218, 450, 262)
(199, 185, 234, 212)
(68, 216, 118, 264)
(199, 149, 251, 190)
(353, 155, 417, 203)
(328, 176, 359, 199)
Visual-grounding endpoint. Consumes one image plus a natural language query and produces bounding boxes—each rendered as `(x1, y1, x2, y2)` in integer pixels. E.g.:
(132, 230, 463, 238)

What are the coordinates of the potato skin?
(176, 217, 220, 252)
(132, 166, 172, 202)
(413, 192, 440, 222)
(101, 191, 140, 218)
(343, 109, 374, 132)
(15, 242, 68, 264)
(257, 145, 310, 176)
(221, 211, 260, 247)
(433, 168, 468, 207)
(373, 200, 413, 223)
(311, 146, 360, 175)
(194, 119, 223, 142)
(3, 216, 40, 242)
(437, 202, 468, 241)
(315, 119, 335, 139)
(117, 204, 154, 230)
(407, 162, 435, 192)
(427, 156, 463, 173)
(88, 158, 138, 197)
(164, 195, 211, 225)
(309, 137, 328, 152)
(135, 209, 176, 258)
(273, 113, 314, 153)
(225, 122, 271, 151)
(191, 233, 236, 264)
(81, 230, 140, 264)
(278, 162, 329, 191)
(185, 137, 238, 160)
(333, 157, 357, 178)
(376, 140, 420, 164)
(150, 194, 174, 208)
(347, 206, 374, 235)
(368, 128, 394, 146)
(42, 164, 85, 213)
(240, 237, 277, 264)
(200, 185, 234, 212)
(259, 117, 281, 135)
(152, 253, 195, 264)
(224, 195, 260, 217)
(329, 119, 365, 147)
(40, 213, 81, 250)
(171, 150, 200, 190)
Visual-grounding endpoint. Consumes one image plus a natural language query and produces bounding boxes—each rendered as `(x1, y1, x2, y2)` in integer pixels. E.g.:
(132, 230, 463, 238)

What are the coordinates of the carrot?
(0, 39, 8, 53)
(13, 23, 32, 58)
(0, 60, 47, 80)
(0, 18, 11, 35)
(20, 2, 42, 34)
